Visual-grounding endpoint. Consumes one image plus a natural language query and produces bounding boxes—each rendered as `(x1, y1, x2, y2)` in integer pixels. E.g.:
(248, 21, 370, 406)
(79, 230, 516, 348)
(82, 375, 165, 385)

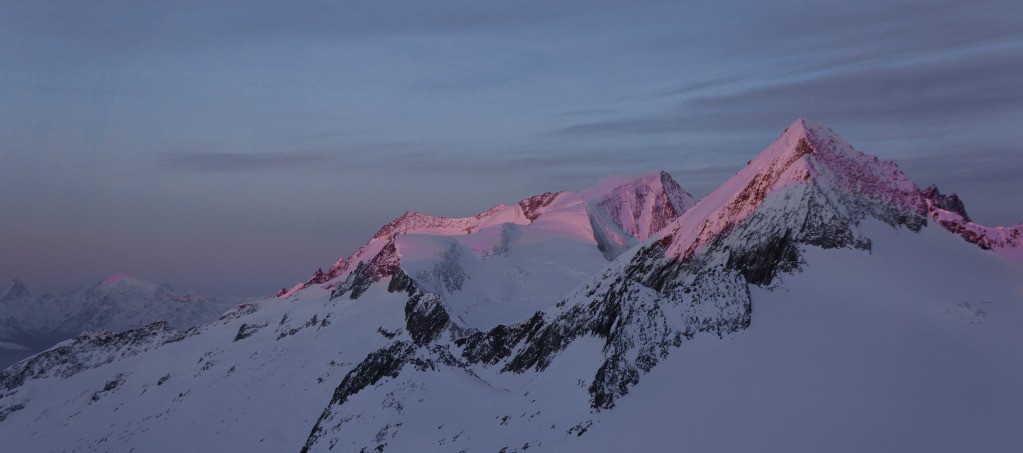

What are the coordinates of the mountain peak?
(767, 118, 856, 163)
(749, 118, 921, 205)
(282, 170, 695, 297)
(922, 184, 971, 221)
(96, 273, 166, 296)
(101, 272, 137, 286)
(1, 278, 31, 302)
(662, 119, 927, 261)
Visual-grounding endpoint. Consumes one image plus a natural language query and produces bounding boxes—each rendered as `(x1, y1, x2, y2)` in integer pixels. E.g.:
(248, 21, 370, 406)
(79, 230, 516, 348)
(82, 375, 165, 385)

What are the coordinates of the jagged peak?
(921, 184, 971, 221)
(1, 278, 31, 302)
(662, 119, 927, 260)
(735, 118, 922, 207)
(753, 118, 857, 173)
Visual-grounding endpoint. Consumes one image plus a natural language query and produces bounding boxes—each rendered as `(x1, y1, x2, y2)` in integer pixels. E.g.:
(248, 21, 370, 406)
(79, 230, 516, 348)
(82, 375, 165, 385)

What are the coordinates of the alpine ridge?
(1, 119, 1021, 453)
(281, 171, 695, 299)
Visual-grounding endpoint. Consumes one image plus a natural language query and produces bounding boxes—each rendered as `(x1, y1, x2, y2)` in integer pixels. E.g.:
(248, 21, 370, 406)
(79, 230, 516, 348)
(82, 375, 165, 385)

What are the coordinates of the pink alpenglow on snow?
(278, 171, 694, 298)
(659, 119, 927, 261)
(101, 272, 136, 286)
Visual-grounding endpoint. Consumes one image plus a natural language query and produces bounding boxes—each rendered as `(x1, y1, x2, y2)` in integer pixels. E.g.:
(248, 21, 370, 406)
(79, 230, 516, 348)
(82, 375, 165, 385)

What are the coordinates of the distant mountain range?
(0, 274, 239, 369)
(1, 120, 1021, 452)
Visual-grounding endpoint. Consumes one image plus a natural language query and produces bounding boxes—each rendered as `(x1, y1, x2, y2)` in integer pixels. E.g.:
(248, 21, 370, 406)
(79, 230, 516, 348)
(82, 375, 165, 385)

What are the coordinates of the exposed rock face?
(0, 322, 186, 394)
(518, 192, 561, 221)
(920, 185, 1023, 254)
(301, 341, 472, 453)
(331, 242, 402, 300)
(927, 205, 1023, 251)
(922, 185, 970, 221)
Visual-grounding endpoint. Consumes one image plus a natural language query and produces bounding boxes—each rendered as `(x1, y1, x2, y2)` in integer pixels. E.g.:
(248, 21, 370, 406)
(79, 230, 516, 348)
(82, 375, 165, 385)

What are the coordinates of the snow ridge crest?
(283, 171, 694, 297)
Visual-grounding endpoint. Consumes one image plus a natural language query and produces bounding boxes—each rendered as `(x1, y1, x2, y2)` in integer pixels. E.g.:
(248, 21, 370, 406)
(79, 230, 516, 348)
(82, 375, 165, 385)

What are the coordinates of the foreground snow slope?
(0, 119, 1020, 452)
(573, 219, 1023, 452)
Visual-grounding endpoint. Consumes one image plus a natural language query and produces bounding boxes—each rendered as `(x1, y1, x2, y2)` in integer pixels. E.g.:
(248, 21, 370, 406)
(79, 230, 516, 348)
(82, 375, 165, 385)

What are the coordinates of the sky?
(2, 0, 1022, 297)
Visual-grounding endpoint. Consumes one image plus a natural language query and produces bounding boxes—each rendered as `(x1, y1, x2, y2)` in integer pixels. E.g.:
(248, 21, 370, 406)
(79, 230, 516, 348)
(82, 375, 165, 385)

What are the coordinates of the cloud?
(555, 44, 1023, 136)
(693, 48, 1023, 122)
(897, 145, 1023, 188)
(160, 152, 332, 173)
(1, 1, 656, 60)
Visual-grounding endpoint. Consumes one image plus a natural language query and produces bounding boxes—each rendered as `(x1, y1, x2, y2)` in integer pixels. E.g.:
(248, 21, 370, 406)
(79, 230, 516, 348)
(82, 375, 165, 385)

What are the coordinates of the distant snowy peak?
(101, 272, 138, 286)
(281, 171, 694, 297)
(0, 274, 238, 369)
(590, 171, 694, 239)
(95, 272, 174, 296)
(0, 280, 30, 303)
(586, 171, 694, 259)
(1, 274, 230, 336)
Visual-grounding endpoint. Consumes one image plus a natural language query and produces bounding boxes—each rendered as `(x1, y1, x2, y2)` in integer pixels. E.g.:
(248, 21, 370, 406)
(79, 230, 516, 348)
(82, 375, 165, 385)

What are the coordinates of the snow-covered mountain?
(0, 274, 238, 370)
(1, 120, 1021, 452)
(280, 171, 694, 330)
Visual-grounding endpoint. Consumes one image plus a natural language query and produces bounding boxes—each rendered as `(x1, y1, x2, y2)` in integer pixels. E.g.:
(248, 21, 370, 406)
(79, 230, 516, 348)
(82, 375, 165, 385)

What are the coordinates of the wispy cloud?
(160, 152, 332, 173)
(555, 45, 1023, 137)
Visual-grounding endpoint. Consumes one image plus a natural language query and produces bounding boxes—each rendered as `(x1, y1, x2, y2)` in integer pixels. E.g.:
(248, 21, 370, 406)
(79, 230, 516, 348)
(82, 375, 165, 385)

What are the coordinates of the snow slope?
(1, 119, 1021, 452)
(0, 274, 238, 370)
(573, 219, 1023, 452)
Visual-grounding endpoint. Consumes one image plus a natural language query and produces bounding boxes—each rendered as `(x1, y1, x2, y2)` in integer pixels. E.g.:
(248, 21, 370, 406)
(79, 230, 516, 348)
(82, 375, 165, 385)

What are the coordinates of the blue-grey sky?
(2, 0, 1022, 297)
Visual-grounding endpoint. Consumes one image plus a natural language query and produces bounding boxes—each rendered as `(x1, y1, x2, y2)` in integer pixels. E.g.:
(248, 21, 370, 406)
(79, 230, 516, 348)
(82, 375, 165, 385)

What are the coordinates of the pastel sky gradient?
(2, 0, 1022, 296)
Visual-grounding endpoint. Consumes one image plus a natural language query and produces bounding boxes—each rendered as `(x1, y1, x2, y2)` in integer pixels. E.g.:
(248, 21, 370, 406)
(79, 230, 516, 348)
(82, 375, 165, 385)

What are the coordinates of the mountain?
(0, 279, 30, 303)
(0, 274, 239, 370)
(281, 171, 693, 293)
(1, 120, 1021, 452)
(283, 171, 694, 329)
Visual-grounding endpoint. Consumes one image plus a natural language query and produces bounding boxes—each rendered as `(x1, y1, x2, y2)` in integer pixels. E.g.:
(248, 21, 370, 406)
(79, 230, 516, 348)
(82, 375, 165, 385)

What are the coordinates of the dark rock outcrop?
(922, 185, 971, 221)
